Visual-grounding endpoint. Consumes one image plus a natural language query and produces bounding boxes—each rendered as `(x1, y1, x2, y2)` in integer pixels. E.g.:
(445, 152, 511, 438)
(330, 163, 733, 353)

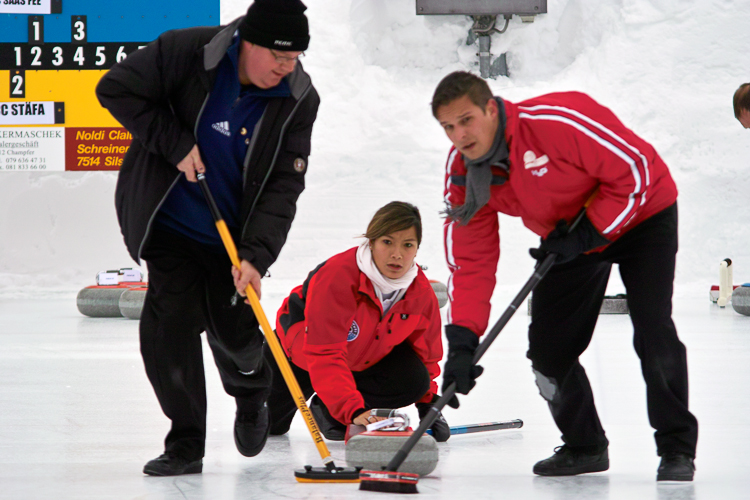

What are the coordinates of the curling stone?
(528, 294, 629, 315)
(77, 285, 132, 317)
(76, 282, 147, 318)
(429, 280, 448, 309)
(731, 285, 750, 316)
(77, 267, 147, 318)
(346, 430, 438, 477)
(119, 286, 148, 319)
(599, 294, 629, 314)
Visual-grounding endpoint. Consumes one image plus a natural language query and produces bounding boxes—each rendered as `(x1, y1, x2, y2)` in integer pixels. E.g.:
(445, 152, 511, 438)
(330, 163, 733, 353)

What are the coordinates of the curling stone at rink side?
(119, 287, 148, 319)
(76, 268, 146, 318)
(77, 286, 134, 317)
(528, 294, 629, 315)
(429, 280, 448, 308)
(731, 285, 750, 316)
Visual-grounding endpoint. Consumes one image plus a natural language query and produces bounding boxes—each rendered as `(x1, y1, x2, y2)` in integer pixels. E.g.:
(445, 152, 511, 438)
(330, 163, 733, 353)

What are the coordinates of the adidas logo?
(212, 121, 231, 137)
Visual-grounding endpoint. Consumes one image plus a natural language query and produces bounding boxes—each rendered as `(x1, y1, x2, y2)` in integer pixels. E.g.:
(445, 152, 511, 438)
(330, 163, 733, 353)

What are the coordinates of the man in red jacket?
(432, 71, 698, 481)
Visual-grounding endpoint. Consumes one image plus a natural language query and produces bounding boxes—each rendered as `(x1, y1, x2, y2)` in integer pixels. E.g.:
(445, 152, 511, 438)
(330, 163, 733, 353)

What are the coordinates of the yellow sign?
(0, 69, 119, 127)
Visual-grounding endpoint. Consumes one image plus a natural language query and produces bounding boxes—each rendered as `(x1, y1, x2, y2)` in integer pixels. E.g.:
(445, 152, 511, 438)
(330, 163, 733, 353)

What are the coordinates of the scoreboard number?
(71, 15, 87, 44)
(1, 43, 145, 70)
(28, 16, 44, 44)
(10, 70, 26, 98)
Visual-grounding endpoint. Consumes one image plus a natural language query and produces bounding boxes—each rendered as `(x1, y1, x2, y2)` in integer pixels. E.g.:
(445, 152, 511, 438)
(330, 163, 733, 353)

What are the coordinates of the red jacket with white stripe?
(444, 92, 678, 336)
(275, 247, 443, 424)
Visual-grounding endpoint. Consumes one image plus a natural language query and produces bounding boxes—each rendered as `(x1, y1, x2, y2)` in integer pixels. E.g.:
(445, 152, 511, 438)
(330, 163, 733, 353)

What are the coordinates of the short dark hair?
(431, 71, 494, 118)
(364, 201, 422, 247)
(734, 83, 750, 118)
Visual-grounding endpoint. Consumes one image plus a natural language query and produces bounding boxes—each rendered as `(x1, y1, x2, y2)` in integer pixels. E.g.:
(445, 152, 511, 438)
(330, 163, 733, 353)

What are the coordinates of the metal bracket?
(418, 1, 548, 80)
(470, 15, 511, 78)
(471, 14, 497, 34)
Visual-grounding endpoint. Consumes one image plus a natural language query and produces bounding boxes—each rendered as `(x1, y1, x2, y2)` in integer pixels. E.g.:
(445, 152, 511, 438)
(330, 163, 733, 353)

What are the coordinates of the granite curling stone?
(429, 280, 449, 309)
(76, 282, 146, 318)
(119, 287, 148, 320)
(346, 430, 439, 477)
(528, 294, 629, 315)
(77, 285, 131, 318)
(731, 285, 750, 316)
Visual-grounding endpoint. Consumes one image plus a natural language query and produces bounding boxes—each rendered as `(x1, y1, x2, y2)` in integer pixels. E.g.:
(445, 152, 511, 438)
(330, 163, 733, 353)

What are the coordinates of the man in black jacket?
(96, 0, 319, 476)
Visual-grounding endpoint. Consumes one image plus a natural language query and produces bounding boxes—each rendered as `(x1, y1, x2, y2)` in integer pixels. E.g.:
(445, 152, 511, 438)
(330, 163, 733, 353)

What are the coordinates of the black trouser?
(140, 227, 271, 461)
(527, 203, 698, 457)
(267, 342, 431, 434)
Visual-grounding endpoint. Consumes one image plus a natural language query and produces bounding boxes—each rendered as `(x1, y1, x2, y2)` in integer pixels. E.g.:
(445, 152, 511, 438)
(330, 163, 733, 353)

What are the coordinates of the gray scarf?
(445, 97, 509, 225)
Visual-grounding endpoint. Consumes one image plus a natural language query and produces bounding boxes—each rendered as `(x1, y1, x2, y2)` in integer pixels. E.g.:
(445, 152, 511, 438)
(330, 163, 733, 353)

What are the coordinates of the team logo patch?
(347, 320, 360, 342)
(523, 150, 549, 169)
(294, 157, 306, 172)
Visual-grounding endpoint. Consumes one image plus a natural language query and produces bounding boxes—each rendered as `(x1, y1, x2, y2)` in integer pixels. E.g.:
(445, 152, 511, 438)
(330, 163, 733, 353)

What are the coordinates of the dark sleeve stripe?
(450, 175, 507, 186)
(279, 258, 328, 333)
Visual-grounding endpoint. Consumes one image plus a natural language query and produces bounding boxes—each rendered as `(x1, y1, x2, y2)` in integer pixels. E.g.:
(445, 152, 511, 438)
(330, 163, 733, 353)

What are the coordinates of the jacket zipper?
(356, 312, 392, 367)
(242, 108, 266, 187)
(241, 81, 313, 240)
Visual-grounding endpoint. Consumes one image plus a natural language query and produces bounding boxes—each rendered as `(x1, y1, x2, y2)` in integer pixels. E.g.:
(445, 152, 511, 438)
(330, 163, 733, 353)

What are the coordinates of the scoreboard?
(0, 0, 219, 171)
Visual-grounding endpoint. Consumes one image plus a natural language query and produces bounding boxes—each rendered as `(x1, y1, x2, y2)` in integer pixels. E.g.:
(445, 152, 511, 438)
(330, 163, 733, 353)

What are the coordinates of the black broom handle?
(385, 206, 589, 473)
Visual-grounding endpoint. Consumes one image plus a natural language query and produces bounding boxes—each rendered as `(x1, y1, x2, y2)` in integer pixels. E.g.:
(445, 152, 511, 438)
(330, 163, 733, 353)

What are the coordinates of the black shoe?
(533, 445, 609, 476)
(143, 453, 202, 476)
(234, 403, 270, 457)
(657, 453, 695, 481)
(309, 395, 346, 441)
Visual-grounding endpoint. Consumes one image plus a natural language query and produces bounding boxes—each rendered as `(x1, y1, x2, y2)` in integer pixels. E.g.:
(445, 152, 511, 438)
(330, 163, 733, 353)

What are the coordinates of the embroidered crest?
(347, 320, 360, 342)
(293, 157, 306, 172)
(523, 150, 549, 169)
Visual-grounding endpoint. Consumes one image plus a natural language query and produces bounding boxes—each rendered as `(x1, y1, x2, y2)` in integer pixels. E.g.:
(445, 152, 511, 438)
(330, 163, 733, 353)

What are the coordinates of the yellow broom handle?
(213, 218, 334, 466)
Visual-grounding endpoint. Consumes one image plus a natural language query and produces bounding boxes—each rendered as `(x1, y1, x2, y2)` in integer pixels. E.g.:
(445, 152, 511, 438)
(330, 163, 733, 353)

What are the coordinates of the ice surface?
(1, 296, 748, 499)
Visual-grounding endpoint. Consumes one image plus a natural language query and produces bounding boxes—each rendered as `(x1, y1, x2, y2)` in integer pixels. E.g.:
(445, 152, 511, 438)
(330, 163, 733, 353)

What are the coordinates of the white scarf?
(355, 240, 418, 309)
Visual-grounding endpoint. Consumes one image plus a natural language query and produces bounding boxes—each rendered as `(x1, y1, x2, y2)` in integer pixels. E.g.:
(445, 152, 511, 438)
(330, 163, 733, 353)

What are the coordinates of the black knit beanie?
(239, 0, 310, 52)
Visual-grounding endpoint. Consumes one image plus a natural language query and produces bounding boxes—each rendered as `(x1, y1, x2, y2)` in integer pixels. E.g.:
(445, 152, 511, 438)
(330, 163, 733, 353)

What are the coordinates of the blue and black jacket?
(96, 16, 320, 275)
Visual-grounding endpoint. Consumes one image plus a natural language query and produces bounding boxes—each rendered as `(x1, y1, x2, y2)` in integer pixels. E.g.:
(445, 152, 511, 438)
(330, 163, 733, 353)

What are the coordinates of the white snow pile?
(0, 0, 748, 307)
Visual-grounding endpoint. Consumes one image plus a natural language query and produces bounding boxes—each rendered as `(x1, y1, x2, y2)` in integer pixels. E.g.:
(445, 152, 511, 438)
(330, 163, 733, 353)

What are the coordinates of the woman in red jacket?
(266, 201, 448, 441)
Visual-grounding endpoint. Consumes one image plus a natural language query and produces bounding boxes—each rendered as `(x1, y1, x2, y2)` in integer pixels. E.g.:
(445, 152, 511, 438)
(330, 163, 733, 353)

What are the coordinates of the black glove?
(416, 395, 450, 442)
(529, 215, 610, 264)
(442, 325, 484, 408)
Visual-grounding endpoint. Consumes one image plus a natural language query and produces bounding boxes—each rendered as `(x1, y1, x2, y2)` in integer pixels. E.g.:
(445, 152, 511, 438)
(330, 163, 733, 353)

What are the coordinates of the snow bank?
(1, 0, 749, 309)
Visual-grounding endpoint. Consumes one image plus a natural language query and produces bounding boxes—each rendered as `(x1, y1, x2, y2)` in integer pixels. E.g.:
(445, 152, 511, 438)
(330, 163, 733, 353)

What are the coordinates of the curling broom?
(197, 173, 359, 483)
